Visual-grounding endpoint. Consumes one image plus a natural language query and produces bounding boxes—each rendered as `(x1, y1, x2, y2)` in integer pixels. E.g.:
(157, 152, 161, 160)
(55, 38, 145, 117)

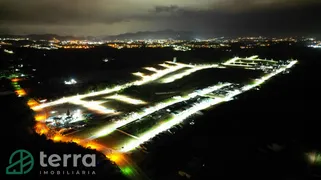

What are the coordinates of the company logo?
(6, 149, 34, 175)
(6, 150, 96, 176)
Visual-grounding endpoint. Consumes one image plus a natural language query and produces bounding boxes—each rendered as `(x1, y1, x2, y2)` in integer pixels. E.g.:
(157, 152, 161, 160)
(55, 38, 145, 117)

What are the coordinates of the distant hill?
(26, 34, 79, 40)
(0, 30, 195, 41)
(103, 30, 195, 40)
(0, 34, 89, 40)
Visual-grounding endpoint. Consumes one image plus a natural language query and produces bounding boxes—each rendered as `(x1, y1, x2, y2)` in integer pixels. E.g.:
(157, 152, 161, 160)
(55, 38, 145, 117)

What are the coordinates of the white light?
(106, 95, 146, 105)
(144, 67, 158, 72)
(4, 49, 14, 54)
(121, 97, 225, 152)
(33, 61, 188, 111)
(162, 64, 219, 83)
(69, 98, 116, 114)
(39, 99, 47, 103)
(64, 79, 77, 85)
(222, 57, 240, 65)
(91, 83, 230, 139)
(132, 72, 145, 78)
(119, 60, 298, 152)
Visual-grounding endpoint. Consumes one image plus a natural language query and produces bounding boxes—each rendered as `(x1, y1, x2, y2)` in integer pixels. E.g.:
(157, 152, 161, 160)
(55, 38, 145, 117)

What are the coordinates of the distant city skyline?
(0, 0, 321, 37)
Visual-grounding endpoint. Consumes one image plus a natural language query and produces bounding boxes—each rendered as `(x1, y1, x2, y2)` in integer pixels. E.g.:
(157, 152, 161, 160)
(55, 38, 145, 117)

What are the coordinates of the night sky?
(0, 0, 320, 37)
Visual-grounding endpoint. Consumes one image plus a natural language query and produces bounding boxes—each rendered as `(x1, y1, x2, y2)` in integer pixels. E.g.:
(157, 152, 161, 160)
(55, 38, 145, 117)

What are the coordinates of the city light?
(32, 61, 188, 111)
(119, 60, 298, 152)
(165, 61, 194, 67)
(15, 89, 26, 96)
(4, 49, 14, 54)
(11, 78, 21, 82)
(161, 64, 219, 83)
(106, 94, 147, 105)
(144, 67, 158, 72)
(158, 63, 173, 68)
(133, 63, 187, 86)
(69, 109, 85, 123)
(107, 153, 124, 164)
(27, 99, 38, 107)
(26, 56, 298, 175)
(222, 56, 240, 65)
(247, 55, 259, 60)
(223, 55, 278, 67)
(121, 97, 225, 152)
(121, 166, 134, 176)
(34, 122, 49, 135)
(53, 135, 62, 142)
(64, 79, 77, 85)
(91, 83, 230, 139)
(132, 72, 145, 78)
(35, 114, 47, 121)
(69, 99, 116, 114)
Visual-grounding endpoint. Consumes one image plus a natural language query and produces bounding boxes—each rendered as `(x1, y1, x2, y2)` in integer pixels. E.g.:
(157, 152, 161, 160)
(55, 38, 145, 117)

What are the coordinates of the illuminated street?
(26, 56, 297, 179)
(31, 56, 297, 151)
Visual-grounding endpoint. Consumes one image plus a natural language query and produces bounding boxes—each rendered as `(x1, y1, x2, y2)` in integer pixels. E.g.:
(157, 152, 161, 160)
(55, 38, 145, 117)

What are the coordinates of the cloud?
(154, 5, 180, 13)
(0, 0, 320, 35)
(0, 0, 127, 25)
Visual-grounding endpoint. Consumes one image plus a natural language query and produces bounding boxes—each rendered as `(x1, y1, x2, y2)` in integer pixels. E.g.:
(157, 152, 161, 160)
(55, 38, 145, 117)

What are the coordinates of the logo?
(6, 150, 96, 176)
(6, 149, 34, 175)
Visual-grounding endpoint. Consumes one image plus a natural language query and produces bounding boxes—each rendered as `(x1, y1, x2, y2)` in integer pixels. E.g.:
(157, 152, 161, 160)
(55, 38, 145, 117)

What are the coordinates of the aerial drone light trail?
(90, 83, 230, 139)
(106, 95, 147, 105)
(120, 60, 298, 152)
(161, 64, 219, 83)
(32, 62, 186, 111)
